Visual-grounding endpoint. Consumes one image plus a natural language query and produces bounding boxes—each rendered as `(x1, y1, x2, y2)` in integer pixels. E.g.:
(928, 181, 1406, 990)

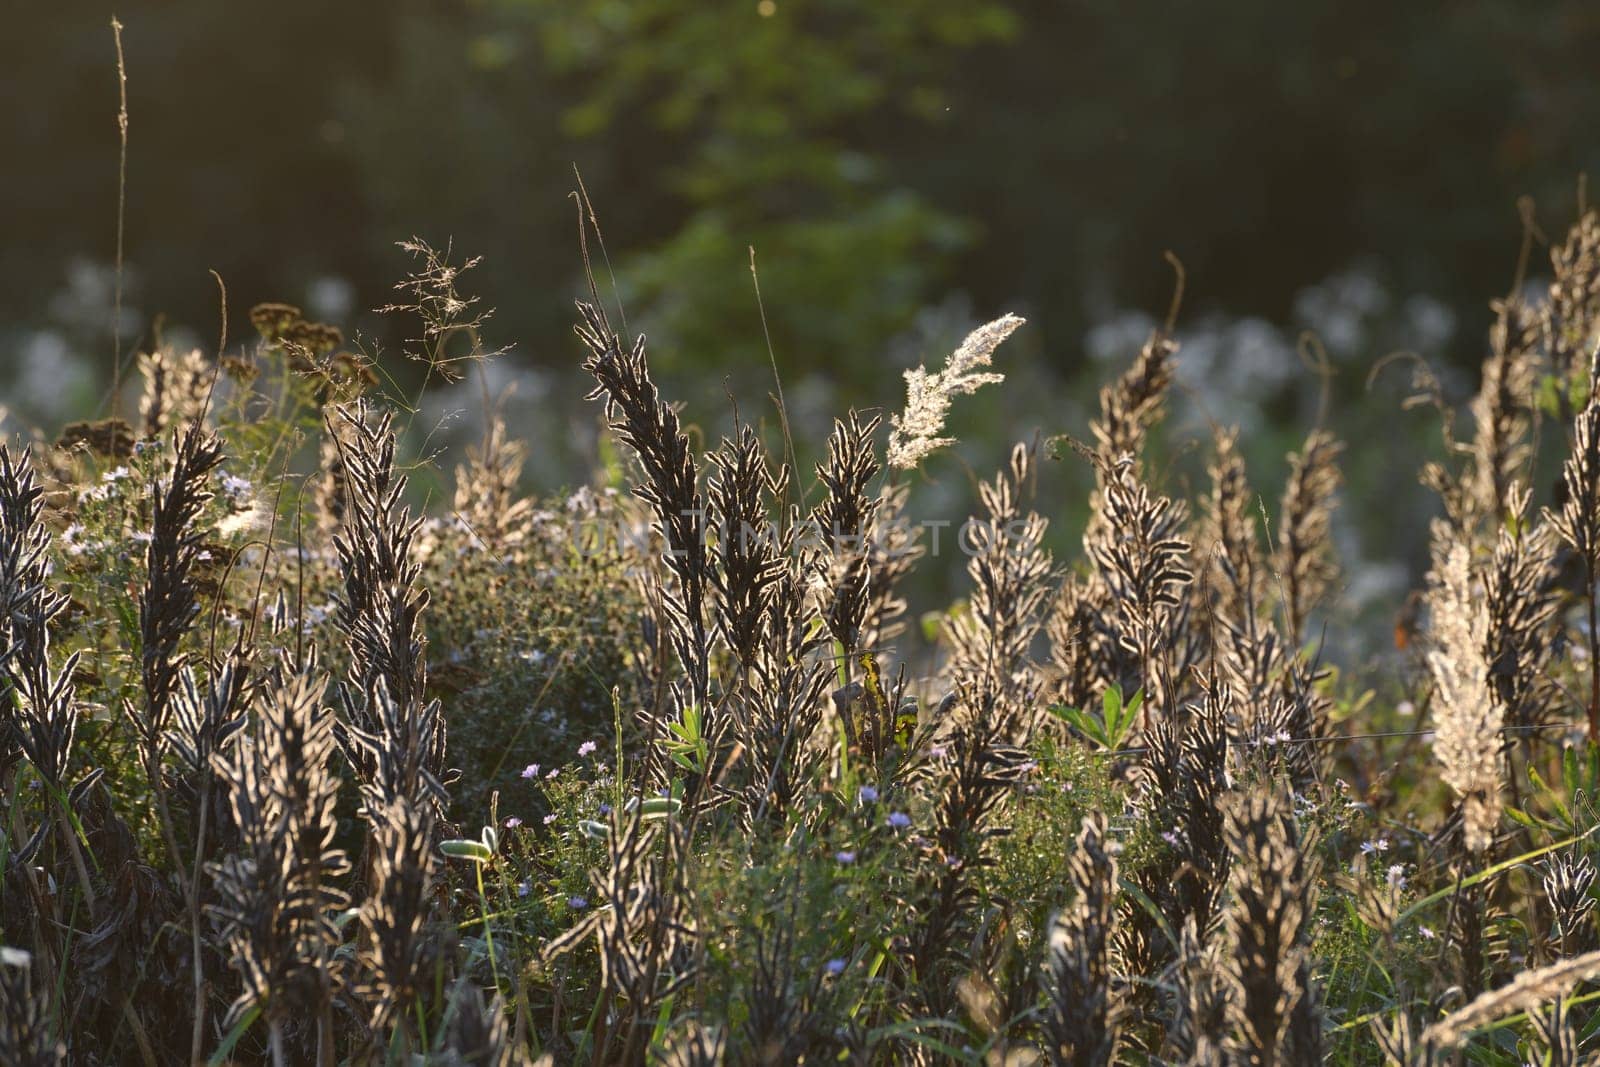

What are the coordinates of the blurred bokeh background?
(4, 0, 1599, 655)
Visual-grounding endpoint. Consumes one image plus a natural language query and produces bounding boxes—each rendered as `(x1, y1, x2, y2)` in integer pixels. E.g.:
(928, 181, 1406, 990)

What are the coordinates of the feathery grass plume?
(168, 638, 254, 1064)
(0, 948, 64, 1066)
(730, 522, 831, 823)
(0, 442, 106, 936)
(453, 414, 535, 557)
(947, 443, 1053, 727)
(542, 812, 699, 1065)
(1272, 428, 1343, 646)
(1214, 587, 1288, 729)
(382, 238, 504, 385)
(1418, 948, 1600, 1058)
(137, 347, 212, 439)
(859, 481, 924, 655)
(207, 666, 349, 1062)
(1547, 365, 1600, 740)
(166, 642, 252, 809)
(886, 313, 1022, 471)
(574, 302, 711, 709)
(327, 400, 450, 807)
(1168, 916, 1230, 1066)
(810, 410, 882, 666)
(706, 426, 831, 820)
(904, 688, 1032, 1003)
(1482, 488, 1559, 736)
(1200, 426, 1263, 632)
(1544, 851, 1598, 960)
(360, 792, 437, 1039)
(135, 421, 226, 768)
(1042, 812, 1124, 1067)
(1119, 673, 1230, 1001)
(338, 674, 448, 817)
(1469, 298, 1539, 524)
(1425, 539, 1503, 854)
(1090, 327, 1177, 478)
(1221, 781, 1322, 1067)
(1135, 674, 1232, 936)
(1085, 460, 1196, 717)
(708, 424, 786, 670)
(1043, 573, 1104, 710)
(0, 444, 79, 792)
(1545, 210, 1600, 390)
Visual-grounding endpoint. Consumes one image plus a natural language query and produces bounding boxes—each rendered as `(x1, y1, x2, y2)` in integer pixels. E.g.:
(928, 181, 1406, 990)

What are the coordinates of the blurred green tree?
(338, 0, 1016, 386)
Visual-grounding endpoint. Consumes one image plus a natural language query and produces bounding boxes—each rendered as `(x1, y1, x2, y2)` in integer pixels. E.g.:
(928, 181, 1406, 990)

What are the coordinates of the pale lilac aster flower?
(825, 958, 846, 977)
(568, 896, 588, 910)
(578, 740, 598, 757)
(835, 851, 856, 865)
(858, 785, 879, 803)
(887, 812, 911, 829)
(520, 763, 540, 780)
(504, 817, 523, 829)
(543, 813, 557, 826)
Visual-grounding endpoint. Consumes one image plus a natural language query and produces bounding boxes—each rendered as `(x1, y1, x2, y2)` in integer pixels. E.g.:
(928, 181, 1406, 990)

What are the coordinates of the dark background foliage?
(6, 0, 1598, 383)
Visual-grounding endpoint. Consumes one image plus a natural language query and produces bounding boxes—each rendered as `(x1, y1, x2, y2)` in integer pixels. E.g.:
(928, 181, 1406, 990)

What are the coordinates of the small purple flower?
(517, 880, 532, 898)
(598, 802, 613, 816)
(568, 896, 589, 910)
(504, 817, 523, 829)
(887, 812, 911, 830)
(858, 785, 879, 803)
(835, 850, 857, 865)
(578, 740, 598, 757)
(824, 958, 847, 977)
(1161, 829, 1181, 848)
(545, 767, 560, 780)
(929, 745, 948, 760)
(520, 763, 541, 780)
(543, 813, 558, 826)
